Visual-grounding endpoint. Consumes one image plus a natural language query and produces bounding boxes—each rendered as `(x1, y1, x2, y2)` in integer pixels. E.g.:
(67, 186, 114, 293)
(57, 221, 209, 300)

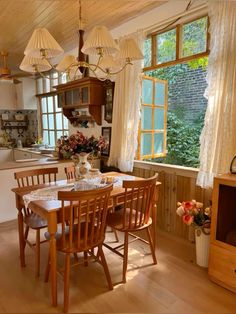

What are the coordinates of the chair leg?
(98, 245, 113, 290)
(24, 225, 30, 250)
(122, 231, 129, 283)
(64, 253, 71, 313)
(83, 251, 88, 266)
(35, 229, 40, 277)
(146, 227, 157, 264)
(112, 228, 119, 242)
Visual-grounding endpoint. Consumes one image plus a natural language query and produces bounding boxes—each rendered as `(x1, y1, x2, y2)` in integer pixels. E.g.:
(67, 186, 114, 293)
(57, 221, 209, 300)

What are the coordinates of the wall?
(0, 109, 38, 146)
(0, 77, 37, 111)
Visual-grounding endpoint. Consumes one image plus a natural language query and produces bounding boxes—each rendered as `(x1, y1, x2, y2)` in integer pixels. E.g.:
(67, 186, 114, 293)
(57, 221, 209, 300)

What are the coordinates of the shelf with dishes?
(1, 119, 29, 130)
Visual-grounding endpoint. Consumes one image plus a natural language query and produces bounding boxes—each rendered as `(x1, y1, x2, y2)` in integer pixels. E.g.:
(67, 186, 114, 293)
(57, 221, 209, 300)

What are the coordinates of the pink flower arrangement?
(176, 200, 211, 228)
(56, 131, 106, 159)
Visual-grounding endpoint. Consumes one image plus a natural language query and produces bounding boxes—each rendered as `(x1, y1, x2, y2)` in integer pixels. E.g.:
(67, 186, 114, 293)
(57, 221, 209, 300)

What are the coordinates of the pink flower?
(176, 205, 185, 217)
(183, 201, 194, 210)
(182, 214, 194, 226)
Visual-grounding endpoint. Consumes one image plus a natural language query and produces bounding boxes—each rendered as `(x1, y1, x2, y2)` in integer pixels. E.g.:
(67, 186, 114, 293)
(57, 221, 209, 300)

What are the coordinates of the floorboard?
(0, 220, 236, 313)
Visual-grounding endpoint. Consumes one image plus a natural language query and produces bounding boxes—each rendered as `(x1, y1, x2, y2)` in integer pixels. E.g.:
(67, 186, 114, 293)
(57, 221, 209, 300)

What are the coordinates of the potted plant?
(176, 200, 211, 267)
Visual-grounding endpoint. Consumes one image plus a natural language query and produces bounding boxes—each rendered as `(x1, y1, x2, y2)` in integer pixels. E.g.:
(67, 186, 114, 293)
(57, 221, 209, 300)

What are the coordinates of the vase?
(195, 227, 210, 267)
(75, 152, 91, 177)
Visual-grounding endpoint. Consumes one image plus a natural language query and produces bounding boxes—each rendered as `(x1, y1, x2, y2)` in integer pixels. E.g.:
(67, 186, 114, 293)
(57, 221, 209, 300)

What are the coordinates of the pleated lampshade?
(56, 55, 77, 72)
(99, 55, 121, 71)
(117, 38, 143, 61)
(24, 28, 64, 59)
(81, 26, 119, 56)
(19, 55, 52, 73)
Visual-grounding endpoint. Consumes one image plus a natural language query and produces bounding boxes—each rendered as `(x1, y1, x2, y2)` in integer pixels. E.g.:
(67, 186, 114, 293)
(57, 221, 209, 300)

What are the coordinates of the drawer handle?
(234, 269, 236, 273)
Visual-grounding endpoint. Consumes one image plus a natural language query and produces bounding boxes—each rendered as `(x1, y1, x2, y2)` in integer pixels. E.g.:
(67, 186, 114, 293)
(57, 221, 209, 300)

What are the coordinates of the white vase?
(75, 152, 91, 177)
(195, 227, 210, 267)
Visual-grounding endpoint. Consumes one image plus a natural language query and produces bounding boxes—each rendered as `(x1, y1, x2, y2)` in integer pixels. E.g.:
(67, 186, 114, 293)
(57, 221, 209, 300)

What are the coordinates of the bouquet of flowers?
(56, 131, 106, 159)
(176, 200, 211, 228)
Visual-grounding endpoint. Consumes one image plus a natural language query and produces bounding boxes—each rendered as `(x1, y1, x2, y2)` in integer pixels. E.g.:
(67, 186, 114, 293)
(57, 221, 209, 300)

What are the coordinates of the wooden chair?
(14, 167, 58, 277)
(104, 174, 158, 283)
(45, 184, 113, 313)
(64, 165, 76, 180)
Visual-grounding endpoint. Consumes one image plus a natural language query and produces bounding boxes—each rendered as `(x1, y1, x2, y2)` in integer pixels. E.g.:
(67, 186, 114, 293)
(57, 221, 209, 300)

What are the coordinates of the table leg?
(48, 213, 57, 307)
(17, 209, 26, 267)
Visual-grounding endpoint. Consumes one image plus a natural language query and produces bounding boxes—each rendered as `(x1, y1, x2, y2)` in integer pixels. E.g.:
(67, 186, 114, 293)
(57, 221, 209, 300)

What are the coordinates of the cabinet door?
(14, 150, 32, 160)
(81, 86, 89, 104)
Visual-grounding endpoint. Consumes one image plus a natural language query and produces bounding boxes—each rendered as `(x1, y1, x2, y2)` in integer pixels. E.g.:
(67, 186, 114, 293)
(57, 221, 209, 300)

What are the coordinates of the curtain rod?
(145, 3, 208, 35)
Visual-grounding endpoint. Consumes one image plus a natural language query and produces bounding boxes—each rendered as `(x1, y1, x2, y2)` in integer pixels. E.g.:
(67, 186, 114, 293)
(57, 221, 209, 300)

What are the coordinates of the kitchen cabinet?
(104, 81, 114, 123)
(208, 174, 236, 293)
(55, 77, 105, 125)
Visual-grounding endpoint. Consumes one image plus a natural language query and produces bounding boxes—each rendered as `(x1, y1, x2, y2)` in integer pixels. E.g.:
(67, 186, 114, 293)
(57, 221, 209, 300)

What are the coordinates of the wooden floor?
(1, 220, 236, 314)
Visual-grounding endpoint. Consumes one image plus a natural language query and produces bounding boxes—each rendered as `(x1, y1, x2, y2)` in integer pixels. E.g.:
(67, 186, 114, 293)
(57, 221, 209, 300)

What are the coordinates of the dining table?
(12, 171, 161, 307)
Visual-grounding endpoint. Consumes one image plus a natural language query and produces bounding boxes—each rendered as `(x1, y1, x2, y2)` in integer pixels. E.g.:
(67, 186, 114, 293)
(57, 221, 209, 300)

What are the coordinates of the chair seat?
(107, 208, 152, 231)
(24, 213, 48, 229)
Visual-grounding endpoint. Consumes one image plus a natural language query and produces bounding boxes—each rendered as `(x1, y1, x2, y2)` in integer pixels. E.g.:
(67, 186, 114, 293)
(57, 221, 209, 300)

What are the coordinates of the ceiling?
(0, 0, 167, 75)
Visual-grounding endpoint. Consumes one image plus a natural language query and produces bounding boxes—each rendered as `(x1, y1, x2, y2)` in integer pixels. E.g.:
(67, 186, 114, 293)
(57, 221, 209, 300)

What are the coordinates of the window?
(143, 16, 209, 71)
(138, 76, 168, 159)
(36, 72, 68, 146)
(139, 16, 209, 167)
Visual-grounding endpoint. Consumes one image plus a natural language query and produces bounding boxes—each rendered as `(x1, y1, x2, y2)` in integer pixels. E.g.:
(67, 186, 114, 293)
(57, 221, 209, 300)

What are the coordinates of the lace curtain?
(107, 30, 144, 172)
(197, 1, 236, 188)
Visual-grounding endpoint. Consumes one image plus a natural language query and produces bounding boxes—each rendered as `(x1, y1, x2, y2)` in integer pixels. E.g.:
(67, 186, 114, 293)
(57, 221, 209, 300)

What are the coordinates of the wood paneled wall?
(131, 161, 212, 240)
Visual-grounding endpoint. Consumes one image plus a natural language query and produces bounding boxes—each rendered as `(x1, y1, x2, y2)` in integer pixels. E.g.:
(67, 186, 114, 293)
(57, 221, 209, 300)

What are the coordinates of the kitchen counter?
(0, 158, 60, 170)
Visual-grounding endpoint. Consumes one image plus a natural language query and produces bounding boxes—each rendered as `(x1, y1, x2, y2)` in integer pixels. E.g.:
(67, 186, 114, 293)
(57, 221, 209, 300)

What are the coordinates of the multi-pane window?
(144, 16, 209, 71)
(36, 71, 68, 146)
(138, 76, 168, 160)
(139, 16, 209, 167)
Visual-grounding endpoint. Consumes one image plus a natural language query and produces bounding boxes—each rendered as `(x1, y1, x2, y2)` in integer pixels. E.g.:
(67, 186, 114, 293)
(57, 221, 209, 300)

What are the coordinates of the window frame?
(138, 75, 168, 160)
(36, 71, 69, 146)
(143, 15, 210, 72)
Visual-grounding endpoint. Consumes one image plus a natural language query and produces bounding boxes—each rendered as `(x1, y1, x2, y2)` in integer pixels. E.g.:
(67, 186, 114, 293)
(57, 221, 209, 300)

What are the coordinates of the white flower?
(176, 205, 185, 216)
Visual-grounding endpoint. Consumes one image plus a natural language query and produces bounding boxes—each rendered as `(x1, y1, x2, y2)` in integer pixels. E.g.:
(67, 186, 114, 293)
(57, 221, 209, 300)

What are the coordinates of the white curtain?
(197, 1, 236, 188)
(108, 30, 144, 172)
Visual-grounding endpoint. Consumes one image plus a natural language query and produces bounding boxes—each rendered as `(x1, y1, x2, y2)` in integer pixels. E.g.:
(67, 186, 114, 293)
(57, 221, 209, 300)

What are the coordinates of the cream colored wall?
(0, 81, 17, 109)
(0, 78, 37, 110)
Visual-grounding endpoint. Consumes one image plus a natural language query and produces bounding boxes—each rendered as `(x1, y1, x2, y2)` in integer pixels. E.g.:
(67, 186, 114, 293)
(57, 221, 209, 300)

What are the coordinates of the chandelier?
(19, 1, 143, 81)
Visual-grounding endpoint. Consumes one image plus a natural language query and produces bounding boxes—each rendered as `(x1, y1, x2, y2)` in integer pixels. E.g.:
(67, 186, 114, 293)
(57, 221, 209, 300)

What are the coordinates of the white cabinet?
(0, 149, 13, 162)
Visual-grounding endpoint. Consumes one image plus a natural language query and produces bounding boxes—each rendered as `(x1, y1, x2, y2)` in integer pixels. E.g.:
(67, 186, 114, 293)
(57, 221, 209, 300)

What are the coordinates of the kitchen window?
(36, 72, 68, 146)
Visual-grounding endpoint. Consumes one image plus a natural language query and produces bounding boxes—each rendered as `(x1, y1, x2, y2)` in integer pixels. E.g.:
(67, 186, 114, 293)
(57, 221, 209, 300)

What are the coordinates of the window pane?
(37, 78, 43, 94)
(42, 114, 48, 129)
(43, 130, 49, 145)
(156, 29, 176, 64)
(142, 79, 153, 104)
(45, 78, 50, 93)
(141, 133, 152, 155)
(182, 17, 208, 57)
(55, 96, 61, 112)
(56, 131, 63, 141)
(49, 131, 55, 146)
(154, 133, 163, 154)
(48, 96, 54, 112)
(154, 108, 164, 130)
(144, 37, 152, 67)
(141, 107, 152, 130)
(48, 114, 55, 129)
(55, 113, 63, 129)
(41, 98, 47, 113)
(155, 82, 165, 106)
(63, 116, 69, 129)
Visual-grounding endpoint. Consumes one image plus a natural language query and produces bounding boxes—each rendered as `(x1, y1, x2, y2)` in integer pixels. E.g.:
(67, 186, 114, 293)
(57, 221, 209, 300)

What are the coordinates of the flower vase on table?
(75, 152, 91, 177)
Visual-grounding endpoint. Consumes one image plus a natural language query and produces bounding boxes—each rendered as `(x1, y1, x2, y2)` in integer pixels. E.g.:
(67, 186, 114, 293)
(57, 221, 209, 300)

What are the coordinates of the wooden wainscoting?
(131, 161, 212, 240)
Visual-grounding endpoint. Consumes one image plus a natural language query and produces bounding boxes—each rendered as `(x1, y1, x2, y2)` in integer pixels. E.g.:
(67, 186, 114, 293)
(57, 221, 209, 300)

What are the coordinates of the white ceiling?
(0, 0, 167, 75)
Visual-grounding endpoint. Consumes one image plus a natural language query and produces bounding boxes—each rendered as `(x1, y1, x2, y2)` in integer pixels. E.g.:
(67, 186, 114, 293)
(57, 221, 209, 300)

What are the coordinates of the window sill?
(133, 160, 199, 178)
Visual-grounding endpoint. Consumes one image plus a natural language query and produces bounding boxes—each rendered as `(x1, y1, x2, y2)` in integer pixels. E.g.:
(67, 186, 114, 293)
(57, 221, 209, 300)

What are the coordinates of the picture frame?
(101, 127, 112, 156)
